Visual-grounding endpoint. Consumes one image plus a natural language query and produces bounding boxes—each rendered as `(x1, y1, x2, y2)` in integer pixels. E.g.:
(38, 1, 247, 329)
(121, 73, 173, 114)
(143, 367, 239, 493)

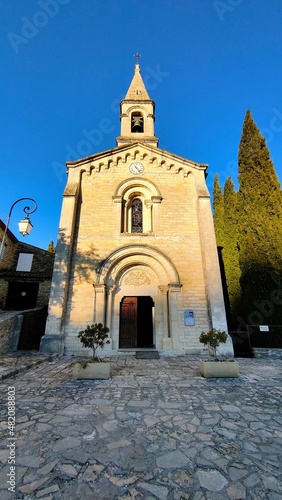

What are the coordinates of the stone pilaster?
(197, 195, 233, 356)
(40, 182, 80, 354)
(159, 285, 172, 350)
(168, 283, 182, 351)
(93, 284, 107, 325)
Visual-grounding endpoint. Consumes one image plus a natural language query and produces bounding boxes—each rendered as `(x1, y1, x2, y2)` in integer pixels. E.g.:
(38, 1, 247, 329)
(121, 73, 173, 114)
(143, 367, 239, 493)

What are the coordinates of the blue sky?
(1, 0, 282, 249)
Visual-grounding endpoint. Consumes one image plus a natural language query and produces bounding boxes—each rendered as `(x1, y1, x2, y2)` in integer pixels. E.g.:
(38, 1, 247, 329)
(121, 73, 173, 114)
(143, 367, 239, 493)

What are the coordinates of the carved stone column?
(144, 199, 153, 232)
(152, 195, 162, 233)
(168, 283, 182, 350)
(112, 195, 123, 233)
(159, 285, 169, 338)
(105, 285, 117, 330)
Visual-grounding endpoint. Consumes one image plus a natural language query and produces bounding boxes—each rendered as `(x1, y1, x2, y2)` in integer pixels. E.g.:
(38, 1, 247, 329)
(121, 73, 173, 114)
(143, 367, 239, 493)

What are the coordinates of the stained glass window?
(131, 198, 143, 233)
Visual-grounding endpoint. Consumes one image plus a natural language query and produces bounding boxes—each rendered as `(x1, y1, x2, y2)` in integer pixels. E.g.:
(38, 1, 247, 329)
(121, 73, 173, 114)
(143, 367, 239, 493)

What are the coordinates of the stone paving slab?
(0, 355, 281, 499)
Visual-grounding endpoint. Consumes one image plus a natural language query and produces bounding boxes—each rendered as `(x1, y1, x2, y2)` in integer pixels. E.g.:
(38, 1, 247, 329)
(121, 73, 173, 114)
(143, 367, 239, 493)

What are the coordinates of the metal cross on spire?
(134, 53, 141, 64)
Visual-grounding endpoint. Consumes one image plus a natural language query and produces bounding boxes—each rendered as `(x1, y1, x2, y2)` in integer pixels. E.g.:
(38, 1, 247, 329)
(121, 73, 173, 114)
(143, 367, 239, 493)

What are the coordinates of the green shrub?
(78, 323, 110, 360)
(199, 328, 227, 357)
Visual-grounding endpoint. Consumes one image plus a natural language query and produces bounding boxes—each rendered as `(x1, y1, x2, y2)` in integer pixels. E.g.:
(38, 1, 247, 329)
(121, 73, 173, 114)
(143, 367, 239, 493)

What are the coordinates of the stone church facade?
(40, 63, 233, 357)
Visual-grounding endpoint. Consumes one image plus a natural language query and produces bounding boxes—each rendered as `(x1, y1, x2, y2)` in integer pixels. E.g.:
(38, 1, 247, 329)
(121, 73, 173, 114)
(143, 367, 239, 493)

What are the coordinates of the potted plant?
(72, 323, 111, 380)
(199, 328, 239, 378)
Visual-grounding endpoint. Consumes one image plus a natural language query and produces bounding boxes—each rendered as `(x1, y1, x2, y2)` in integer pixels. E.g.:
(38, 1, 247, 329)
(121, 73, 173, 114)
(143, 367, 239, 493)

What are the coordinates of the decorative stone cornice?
(168, 283, 182, 292)
(151, 196, 162, 204)
(112, 196, 123, 204)
(92, 284, 106, 294)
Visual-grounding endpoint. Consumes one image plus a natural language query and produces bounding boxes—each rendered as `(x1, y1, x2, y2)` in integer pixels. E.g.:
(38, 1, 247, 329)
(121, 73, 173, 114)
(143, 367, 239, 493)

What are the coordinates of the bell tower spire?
(116, 57, 159, 147)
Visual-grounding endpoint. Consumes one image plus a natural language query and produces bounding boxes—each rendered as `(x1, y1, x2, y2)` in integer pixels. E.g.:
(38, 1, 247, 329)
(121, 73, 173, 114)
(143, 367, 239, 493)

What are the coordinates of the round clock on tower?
(129, 162, 144, 174)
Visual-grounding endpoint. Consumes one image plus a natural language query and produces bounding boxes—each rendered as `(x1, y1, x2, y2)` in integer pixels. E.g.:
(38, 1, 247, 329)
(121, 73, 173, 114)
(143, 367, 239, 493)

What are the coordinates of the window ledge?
(121, 232, 156, 237)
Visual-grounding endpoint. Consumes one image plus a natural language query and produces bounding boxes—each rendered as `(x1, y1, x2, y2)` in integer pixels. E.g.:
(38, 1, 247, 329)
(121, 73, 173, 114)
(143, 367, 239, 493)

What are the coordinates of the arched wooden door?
(119, 297, 137, 348)
(119, 296, 154, 349)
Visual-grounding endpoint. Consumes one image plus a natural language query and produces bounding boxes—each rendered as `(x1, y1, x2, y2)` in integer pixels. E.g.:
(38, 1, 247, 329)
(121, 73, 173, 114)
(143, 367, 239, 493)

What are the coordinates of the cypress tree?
(238, 110, 282, 324)
(223, 177, 242, 325)
(213, 174, 225, 248)
(47, 240, 56, 254)
(213, 174, 233, 326)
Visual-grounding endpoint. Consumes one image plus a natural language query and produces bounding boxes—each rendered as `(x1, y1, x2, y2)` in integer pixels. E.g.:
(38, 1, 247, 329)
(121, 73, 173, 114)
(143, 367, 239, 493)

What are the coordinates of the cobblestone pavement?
(0, 355, 281, 499)
(0, 353, 55, 381)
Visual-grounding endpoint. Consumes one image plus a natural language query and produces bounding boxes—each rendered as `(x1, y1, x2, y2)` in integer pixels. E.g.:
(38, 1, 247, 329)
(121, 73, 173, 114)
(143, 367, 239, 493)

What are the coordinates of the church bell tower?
(116, 58, 159, 147)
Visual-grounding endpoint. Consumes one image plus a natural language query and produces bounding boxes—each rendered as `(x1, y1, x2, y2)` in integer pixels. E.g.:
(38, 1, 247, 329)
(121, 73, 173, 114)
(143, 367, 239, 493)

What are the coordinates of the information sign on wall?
(184, 310, 195, 326)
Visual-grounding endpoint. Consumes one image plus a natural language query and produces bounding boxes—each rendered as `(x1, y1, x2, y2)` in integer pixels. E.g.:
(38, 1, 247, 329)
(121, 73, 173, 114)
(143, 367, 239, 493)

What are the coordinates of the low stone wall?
(253, 347, 282, 359)
(0, 312, 23, 354)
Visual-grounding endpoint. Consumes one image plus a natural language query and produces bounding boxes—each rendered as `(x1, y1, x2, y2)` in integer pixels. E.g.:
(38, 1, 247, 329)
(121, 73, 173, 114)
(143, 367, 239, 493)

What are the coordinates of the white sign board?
(259, 325, 269, 332)
(16, 253, 33, 272)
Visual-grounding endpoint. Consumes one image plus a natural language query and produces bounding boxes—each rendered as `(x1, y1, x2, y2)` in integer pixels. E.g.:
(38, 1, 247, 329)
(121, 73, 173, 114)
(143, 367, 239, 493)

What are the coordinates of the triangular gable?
(66, 141, 208, 173)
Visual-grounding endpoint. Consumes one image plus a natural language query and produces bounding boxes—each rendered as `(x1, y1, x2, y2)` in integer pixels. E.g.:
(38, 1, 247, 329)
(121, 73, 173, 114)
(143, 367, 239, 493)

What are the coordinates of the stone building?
(40, 63, 233, 357)
(0, 220, 54, 311)
(0, 220, 55, 352)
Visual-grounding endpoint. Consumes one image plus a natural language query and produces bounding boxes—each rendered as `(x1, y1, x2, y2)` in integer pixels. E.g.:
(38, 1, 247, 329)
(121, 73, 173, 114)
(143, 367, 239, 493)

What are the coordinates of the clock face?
(129, 162, 144, 174)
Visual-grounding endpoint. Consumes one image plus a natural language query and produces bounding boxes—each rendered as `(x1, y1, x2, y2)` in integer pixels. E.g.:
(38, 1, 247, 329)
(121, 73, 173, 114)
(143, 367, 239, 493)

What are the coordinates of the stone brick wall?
(0, 312, 23, 354)
(37, 281, 52, 308)
(0, 224, 55, 310)
(0, 224, 18, 271)
(11, 241, 54, 275)
(253, 348, 282, 359)
(0, 282, 8, 310)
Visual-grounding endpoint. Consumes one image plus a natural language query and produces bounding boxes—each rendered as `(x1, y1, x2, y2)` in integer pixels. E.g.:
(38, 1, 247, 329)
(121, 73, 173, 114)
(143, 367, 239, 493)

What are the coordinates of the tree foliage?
(213, 110, 282, 326)
(47, 240, 56, 254)
(238, 110, 282, 324)
(213, 174, 225, 248)
(223, 177, 242, 324)
(199, 328, 227, 357)
(78, 323, 110, 359)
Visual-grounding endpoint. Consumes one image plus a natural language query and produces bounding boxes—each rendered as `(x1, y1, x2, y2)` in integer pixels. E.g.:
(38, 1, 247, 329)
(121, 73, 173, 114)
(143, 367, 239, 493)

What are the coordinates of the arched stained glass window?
(131, 198, 143, 233)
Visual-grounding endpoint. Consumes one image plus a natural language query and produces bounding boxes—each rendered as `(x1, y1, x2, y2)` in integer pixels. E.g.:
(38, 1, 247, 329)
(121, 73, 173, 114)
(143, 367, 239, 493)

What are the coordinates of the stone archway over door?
(95, 245, 181, 352)
(119, 296, 154, 349)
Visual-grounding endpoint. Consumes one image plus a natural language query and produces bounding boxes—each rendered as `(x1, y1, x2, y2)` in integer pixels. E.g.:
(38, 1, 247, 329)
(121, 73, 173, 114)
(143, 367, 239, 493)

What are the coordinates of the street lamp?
(0, 198, 38, 259)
